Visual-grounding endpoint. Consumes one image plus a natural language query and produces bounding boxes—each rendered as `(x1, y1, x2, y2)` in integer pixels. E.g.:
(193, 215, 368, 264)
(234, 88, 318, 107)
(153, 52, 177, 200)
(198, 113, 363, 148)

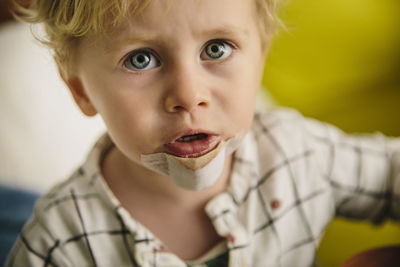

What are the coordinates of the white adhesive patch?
(140, 132, 244, 191)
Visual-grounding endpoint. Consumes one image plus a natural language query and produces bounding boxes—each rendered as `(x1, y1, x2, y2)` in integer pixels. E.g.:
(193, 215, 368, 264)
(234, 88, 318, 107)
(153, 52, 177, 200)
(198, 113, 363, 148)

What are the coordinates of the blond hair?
(13, 0, 282, 74)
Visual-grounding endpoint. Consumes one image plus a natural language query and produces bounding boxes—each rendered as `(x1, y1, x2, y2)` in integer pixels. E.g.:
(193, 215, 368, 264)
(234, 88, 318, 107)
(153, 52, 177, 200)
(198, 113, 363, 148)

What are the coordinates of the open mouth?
(164, 132, 221, 158)
(176, 133, 208, 143)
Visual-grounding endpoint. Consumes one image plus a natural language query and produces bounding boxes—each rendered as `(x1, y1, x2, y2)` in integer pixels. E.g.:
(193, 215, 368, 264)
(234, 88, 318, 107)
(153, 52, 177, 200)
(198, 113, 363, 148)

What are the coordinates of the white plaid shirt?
(7, 108, 400, 267)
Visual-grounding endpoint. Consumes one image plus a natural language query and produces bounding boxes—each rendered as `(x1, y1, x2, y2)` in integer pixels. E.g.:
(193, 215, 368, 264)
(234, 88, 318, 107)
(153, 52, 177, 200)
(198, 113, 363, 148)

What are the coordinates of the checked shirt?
(6, 108, 400, 267)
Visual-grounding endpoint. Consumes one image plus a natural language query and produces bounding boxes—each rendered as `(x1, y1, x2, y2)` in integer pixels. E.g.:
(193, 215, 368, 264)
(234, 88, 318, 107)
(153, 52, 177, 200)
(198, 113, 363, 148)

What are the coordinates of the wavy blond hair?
(13, 0, 282, 74)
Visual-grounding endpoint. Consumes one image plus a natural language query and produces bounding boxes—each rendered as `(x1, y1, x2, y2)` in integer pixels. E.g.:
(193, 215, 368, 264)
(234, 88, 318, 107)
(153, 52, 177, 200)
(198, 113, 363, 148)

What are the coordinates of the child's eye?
(201, 40, 233, 61)
(123, 50, 160, 71)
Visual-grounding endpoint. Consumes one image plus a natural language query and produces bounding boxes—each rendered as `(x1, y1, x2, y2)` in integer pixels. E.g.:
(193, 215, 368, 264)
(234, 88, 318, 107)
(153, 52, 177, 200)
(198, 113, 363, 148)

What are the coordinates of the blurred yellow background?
(262, 0, 400, 266)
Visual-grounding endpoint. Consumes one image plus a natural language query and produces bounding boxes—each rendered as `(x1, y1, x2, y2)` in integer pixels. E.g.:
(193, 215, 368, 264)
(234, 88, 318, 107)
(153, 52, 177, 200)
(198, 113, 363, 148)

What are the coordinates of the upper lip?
(165, 129, 219, 144)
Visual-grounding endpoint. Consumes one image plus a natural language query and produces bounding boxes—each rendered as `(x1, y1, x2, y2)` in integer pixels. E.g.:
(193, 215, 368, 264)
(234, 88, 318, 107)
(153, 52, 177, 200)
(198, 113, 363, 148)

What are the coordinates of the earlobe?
(59, 69, 98, 117)
(67, 77, 98, 116)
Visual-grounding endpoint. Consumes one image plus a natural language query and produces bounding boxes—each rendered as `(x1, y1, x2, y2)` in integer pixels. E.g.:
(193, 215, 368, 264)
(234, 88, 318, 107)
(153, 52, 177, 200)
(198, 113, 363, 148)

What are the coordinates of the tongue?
(177, 133, 207, 143)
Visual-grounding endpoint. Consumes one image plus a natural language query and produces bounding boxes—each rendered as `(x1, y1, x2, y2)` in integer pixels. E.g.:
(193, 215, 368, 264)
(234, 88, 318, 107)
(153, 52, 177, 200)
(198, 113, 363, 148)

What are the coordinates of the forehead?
(99, 0, 257, 46)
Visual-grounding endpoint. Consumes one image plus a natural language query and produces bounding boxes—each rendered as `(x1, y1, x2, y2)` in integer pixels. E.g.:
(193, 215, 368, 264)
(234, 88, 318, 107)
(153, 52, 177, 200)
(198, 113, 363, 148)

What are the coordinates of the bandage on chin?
(140, 132, 244, 191)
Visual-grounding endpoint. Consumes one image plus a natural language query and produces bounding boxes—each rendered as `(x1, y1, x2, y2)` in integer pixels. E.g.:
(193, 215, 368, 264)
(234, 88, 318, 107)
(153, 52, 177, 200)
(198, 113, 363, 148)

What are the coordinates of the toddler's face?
(69, 0, 266, 175)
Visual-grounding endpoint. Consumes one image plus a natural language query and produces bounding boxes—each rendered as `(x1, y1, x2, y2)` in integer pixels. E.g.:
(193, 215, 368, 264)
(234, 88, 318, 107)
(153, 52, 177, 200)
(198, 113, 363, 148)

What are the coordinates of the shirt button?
(270, 199, 281, 209)
(226, 234, 235, 244)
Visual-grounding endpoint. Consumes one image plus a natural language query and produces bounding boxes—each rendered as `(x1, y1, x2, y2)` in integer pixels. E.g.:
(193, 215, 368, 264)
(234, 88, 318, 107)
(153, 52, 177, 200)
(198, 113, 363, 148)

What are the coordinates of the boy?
(7, 0, 400, 266)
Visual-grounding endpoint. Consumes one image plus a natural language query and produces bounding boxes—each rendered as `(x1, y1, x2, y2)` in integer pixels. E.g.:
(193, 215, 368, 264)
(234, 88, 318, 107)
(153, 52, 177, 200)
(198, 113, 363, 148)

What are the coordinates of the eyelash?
(123, 49, 161, 72)
(122, 39, 236, 72)
(201, 39, 235, 61)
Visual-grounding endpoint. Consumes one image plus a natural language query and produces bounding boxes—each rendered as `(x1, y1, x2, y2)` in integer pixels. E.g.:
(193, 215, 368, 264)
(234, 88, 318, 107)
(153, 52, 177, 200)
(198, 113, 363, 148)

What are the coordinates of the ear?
(261, 34, 273, 58)
(58, 68, 98, 117)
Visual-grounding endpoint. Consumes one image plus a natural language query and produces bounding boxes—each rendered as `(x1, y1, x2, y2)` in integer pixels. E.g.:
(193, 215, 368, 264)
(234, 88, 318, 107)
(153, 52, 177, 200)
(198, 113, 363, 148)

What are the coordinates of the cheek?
(89, 86, 161, 157)
(233, 91, 258, 128)
(88, 75, 156, 125)
(217, 84, 258, 134)
(225, 58, 262, 130)
(101, 103, 160, 162)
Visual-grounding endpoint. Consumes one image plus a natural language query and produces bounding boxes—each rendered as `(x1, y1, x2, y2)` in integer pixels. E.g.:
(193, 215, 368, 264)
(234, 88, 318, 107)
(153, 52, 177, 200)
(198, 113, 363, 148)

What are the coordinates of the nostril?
(198, 101, 208, 107)
(166, 99, 209, 113)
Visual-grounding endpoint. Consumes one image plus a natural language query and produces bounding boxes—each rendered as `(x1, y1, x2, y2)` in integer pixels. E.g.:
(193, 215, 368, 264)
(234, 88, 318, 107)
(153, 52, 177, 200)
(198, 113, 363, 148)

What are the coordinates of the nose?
(164, 64, 210, 113)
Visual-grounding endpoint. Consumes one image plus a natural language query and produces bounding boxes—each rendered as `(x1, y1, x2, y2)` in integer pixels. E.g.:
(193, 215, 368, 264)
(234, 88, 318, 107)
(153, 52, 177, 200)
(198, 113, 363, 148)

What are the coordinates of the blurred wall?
(263, 0, 400, 266)
(0, 4, 106, 192)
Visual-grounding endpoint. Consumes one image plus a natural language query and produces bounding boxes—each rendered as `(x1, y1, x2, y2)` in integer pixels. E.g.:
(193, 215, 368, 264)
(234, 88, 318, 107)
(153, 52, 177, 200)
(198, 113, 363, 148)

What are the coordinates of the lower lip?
(164, 135, 221, 158)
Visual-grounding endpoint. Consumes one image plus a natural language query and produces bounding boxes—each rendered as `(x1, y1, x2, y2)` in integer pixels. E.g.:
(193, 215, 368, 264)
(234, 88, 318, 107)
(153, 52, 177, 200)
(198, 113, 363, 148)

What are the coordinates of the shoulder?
(250, 107, 340, 174)
(252, 107, 312, 147)
(32, 132, 118, 239)
(5, 169, 94, 266)
(14, 133, 117, 255)
(33, 132, 115, 222)
(253, 106, 303, 126)
(252, 107, 339, 143)
(26, 167, 99, 238)
(7, 165, 119, 265)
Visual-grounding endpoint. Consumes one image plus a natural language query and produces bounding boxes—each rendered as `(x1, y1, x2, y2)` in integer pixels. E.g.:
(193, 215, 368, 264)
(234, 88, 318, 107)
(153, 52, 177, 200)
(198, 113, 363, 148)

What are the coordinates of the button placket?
(206, 193, 253, 267)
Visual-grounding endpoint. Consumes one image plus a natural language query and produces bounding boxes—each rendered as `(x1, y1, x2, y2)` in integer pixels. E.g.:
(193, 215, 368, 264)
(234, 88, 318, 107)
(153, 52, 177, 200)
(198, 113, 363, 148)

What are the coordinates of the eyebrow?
(102, 35, 157, 54)
(105, 25, 249, 53)
(198, 25, 250, 39)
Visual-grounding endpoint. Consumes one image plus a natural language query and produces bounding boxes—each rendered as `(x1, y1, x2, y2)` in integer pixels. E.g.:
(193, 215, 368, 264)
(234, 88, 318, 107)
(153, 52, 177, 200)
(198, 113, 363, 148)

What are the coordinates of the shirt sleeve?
(303, 115, 400, 223)
(5, 209, 70, 267)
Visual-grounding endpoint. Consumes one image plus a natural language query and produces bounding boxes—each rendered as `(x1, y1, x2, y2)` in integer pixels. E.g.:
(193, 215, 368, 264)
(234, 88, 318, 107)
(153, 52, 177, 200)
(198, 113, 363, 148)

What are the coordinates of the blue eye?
(124, 50, 160, 71)
(201, 40, 233, 60)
